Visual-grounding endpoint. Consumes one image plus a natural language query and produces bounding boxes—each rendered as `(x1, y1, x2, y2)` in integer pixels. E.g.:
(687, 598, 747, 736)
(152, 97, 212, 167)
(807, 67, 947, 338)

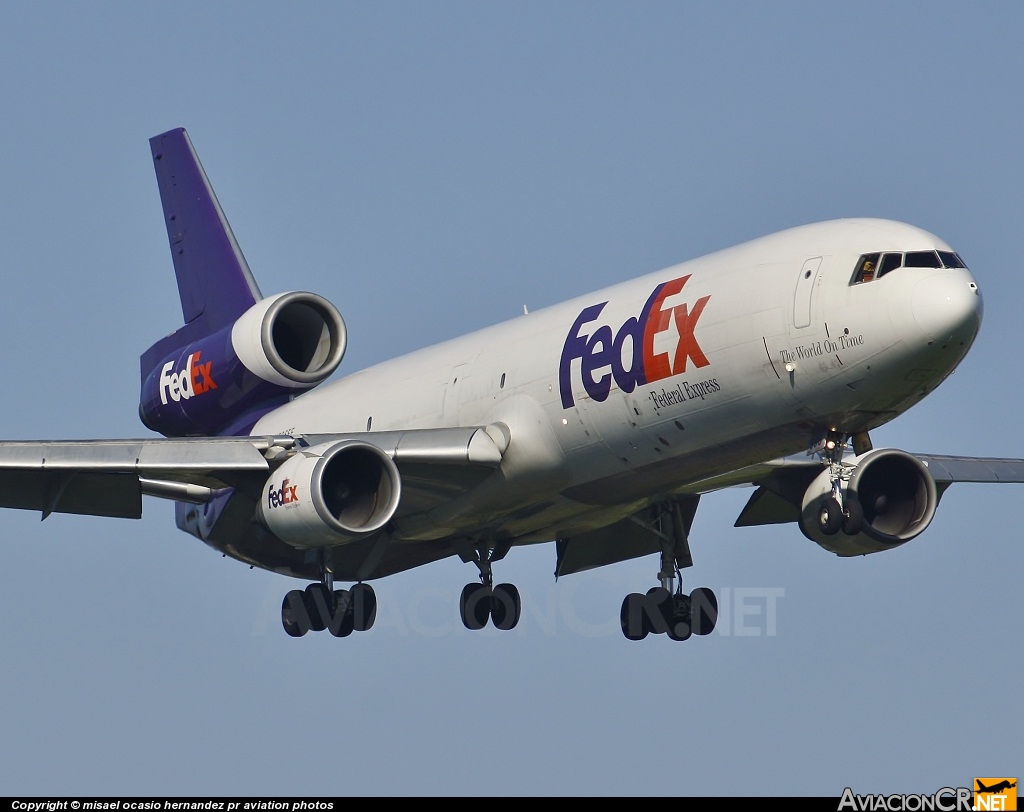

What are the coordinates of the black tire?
(818, 496, 842, 536)
(491, 583, 521, 631)
(304, 584, 331, 632)
(282, 590, 310, 637)
(644, 587, 673, 635)
(350, 583, 377, 632)
(327, 589, 354, 637)
(690, 587, 719, 636)
(460, 583, 491, 630)
(620, 593, 648, 641)
(842, 496, 864, 535)
(667, 592, 692, 641)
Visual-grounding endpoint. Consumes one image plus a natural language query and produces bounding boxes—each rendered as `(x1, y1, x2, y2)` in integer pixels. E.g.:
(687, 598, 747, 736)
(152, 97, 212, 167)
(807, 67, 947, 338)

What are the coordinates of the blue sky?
(1, 2, 1020, 796)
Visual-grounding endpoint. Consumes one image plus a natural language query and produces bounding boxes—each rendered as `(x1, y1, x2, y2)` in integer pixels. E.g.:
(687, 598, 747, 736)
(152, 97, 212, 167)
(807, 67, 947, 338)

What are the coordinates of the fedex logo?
(559, 274, 710, 408)
(159, 351, 217, 405)
(268, 478, 299, 509)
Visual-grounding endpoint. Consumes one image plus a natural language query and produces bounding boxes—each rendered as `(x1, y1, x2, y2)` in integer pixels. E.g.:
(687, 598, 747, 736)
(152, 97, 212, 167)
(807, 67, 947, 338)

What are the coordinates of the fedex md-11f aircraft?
(3, 127, 1022, 641)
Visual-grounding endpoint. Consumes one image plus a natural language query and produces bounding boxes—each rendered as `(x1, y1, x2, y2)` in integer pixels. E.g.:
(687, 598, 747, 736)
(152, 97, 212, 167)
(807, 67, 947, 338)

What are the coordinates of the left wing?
(734, 451, 1024, 529)
(557, 449, 1024, 576)
(913, 453, 1024, 483)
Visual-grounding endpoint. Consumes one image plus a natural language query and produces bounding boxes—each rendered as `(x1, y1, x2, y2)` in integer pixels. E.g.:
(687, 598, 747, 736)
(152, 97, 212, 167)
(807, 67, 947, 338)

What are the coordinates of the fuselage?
(252, 218, 982, 551)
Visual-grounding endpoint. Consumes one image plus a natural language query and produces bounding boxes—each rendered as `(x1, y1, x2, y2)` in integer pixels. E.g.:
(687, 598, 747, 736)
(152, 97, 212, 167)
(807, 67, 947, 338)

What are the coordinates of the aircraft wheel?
(491, 583, 521, 631)
(842, 496, 864, 535)
(667, 593, 692, 641)
(460, 583, 491, 630)
(327, 589, 354, 637)
(282, 590, 311, 637)
(304, 584, 331, 632)
(645, 587, 673, 635)
(690, 587, 718, 636)
(620, 592, 649, 641)
(350, 583, 377, 632)
(818, 497, 842, 536)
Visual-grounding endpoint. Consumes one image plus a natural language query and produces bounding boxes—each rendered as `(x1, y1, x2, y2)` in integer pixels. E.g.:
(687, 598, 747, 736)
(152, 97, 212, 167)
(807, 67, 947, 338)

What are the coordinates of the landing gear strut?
(815, 429, 867, 537)
(619, 497, 719, 642)
(280, 565, 377, 638)
(458, 540, 522, 631)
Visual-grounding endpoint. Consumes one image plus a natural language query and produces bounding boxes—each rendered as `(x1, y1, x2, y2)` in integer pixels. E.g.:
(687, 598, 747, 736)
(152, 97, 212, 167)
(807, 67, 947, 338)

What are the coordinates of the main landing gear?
(619, 498, 719, 642)
(281, 570, 377, 638)
(458, 539, 522, 631)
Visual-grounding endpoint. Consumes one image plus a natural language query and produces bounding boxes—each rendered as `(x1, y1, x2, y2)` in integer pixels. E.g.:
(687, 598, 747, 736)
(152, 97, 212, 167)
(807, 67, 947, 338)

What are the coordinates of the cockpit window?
(938, 250, 967, 269)
(852, 253, 880, 283)
(852, 248, 970, 284)
(878, 252, 903, 278)
(904, 250, 943, 268)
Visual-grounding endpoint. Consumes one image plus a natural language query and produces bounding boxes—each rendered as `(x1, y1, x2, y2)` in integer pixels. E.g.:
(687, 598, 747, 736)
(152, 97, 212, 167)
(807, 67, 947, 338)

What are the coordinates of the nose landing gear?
(815, 429, 869, 537)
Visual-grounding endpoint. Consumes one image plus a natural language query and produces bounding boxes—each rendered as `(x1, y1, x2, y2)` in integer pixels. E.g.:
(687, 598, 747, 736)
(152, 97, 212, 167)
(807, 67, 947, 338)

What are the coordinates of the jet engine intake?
(230, 291, 347, 388)
(259, 440, 402, 548)
(800, 448, 938, 556)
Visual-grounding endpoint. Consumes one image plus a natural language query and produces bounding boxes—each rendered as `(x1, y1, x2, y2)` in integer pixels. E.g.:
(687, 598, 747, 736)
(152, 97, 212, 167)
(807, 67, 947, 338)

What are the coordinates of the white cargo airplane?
(3, 128, 1022, 641)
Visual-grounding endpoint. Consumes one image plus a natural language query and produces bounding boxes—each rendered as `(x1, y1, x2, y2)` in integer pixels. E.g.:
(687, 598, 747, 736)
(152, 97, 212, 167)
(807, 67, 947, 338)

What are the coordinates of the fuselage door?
(793, 256, 822, 329)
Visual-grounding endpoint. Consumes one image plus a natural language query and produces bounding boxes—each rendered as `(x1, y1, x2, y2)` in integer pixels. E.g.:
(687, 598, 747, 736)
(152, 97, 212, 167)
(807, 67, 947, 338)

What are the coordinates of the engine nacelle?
(800, 448, 938, 556)
(140, 292, 346, 435)
(259, 440, 402, 548)
(229, 291, 347, 388)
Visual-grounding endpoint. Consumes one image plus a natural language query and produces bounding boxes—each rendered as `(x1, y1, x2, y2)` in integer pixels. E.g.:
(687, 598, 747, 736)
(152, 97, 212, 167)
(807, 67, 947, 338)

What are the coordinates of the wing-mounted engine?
(800, 448, 939, 556)
(258, 440, 402, 548)
(140, 292, 346, 436)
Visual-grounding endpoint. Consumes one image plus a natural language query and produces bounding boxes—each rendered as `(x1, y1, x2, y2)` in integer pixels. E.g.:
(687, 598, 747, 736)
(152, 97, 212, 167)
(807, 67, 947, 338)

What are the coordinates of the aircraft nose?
(911, 272, 983, 343)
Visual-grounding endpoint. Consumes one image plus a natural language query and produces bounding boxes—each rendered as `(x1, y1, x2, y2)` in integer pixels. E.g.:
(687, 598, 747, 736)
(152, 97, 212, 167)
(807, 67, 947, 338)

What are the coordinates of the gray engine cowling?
(800, 448, 938, 556)
(230, 291, 348, 388)
(259, 440, 402, 548)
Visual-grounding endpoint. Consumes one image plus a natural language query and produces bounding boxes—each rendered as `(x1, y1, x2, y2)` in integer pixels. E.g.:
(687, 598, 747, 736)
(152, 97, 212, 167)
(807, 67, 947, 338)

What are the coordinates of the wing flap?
(0, 469, 142, 519)
(734, 486, 801, 527)
(554, 515, 662, 577)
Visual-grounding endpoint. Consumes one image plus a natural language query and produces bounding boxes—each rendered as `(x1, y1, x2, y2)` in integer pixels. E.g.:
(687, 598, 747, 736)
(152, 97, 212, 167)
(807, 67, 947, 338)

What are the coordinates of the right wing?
(0, 425, 508, 521)
(0, 436, 280, 519)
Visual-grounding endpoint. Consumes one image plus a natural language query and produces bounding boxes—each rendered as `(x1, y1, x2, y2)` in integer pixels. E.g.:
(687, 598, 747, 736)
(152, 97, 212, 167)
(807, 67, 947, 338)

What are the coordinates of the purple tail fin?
(138, 128, 348, 438)
(141, 128, 263, 374)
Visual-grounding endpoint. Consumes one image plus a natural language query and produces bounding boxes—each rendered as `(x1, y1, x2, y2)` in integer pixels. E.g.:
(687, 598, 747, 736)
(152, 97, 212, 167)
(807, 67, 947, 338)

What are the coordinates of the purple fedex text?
(559, 274, 710, 409)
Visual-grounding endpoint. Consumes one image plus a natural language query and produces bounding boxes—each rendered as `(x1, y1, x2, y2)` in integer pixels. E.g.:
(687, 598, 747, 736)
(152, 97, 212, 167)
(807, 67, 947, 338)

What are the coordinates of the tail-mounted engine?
(140, 292, 346, 436)
(258, 440, 402, 548)
(800, 449, 938, 556)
